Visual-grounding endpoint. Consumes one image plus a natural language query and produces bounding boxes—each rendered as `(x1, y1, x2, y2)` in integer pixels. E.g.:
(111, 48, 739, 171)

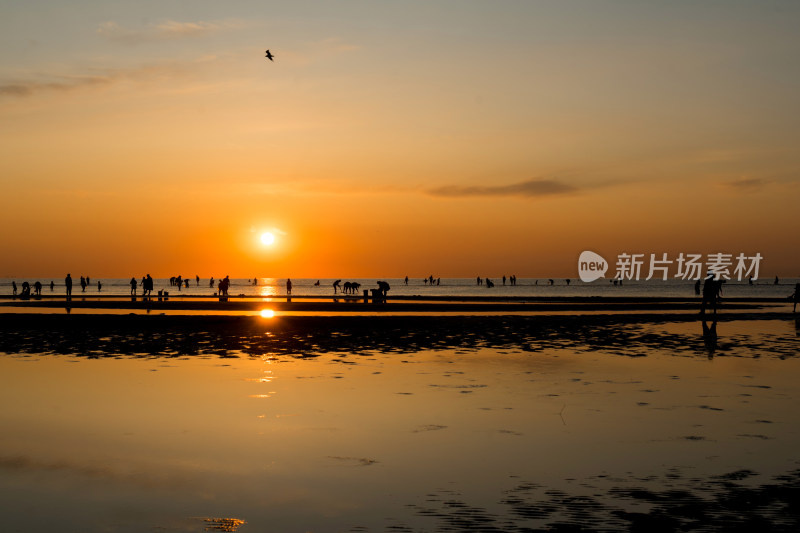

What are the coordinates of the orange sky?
(1, 1, 798, 277)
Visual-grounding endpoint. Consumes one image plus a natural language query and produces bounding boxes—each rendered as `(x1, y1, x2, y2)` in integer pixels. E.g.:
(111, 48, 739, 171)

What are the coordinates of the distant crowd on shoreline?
(5, 274, 799, 313)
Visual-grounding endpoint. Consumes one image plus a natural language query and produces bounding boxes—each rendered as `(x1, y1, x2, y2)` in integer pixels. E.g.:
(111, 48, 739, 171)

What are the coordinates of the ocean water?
(0, 318, 799, 532)
(1, 276, 798, 299)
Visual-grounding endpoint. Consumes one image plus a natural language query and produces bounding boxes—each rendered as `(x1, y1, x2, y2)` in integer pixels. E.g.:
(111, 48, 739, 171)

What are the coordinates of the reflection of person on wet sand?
(702, 320, 718, 359)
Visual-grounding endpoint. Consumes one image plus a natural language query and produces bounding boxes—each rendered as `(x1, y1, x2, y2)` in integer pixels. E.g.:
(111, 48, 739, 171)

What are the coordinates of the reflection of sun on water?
(258, 279, 280, 297)
(260, 309, 275, 318)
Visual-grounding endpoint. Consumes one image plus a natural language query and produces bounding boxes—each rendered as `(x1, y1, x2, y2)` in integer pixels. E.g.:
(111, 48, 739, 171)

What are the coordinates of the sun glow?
(260, 232, 275, 246)
(260, 309, 275, 319)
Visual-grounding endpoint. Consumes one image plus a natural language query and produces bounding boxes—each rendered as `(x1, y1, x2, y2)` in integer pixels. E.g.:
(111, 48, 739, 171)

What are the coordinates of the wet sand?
(1, 312, 798, 360)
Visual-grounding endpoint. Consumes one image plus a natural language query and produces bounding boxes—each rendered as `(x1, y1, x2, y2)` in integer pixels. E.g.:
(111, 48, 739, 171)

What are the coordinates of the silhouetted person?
(405, 276, 409, 285)
(210, 277, 215, 288)
(333, 279, 341, 294)
(34, 281, 42, 296)
(477, 276, 481, 285)
(700, 275, 721, 315)
(775, 276, 779, 285)
(694, 279, 701, 295)
(65, 273, 73, 297)
(792, 283, 800, 313)
(196, 275, 200, 286)
(314, 280, 320, 286)
(565, 279, 570, 285)
(549, 279, 554, 286)
(748, 276, 753, 285)
(486, 278, 494, 288)
(503, 275, 507, 285)
(286, 278, 292, 295)
(80, 276, 86, 292)
(97, 280, 102, 291)
(145, 274, 154, 297)
(377, 280, 390, 297)
(20, 281, 31, 299)
(702, 320, 718, 359)
(12, 281, 17, 295)
(130, 277, 137, 295)
(49, 281, 54, 291)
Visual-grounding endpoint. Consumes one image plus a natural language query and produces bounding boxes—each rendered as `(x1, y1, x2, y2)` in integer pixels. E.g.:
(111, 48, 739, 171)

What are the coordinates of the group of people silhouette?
(130, 275, 154, 297)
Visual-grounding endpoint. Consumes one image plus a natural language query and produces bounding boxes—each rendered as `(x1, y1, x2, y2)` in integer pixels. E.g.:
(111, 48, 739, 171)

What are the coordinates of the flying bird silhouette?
(265, 49, 274, 61)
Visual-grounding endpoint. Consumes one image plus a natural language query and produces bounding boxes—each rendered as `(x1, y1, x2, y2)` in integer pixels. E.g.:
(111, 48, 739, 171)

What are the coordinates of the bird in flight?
(265, 49, 274, 61)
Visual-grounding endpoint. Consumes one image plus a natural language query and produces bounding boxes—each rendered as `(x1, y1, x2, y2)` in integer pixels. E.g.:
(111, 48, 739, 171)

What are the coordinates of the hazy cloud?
(97, 19, 243, 44)
(428, 178, 577, 199)
(0, 74, 113, 97)
(0, 63, 193, 99)
(721, 177, 768, 192)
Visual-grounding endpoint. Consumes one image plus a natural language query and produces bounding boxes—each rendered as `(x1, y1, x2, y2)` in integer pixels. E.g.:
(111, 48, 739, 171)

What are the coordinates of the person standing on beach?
(12, 281, 17, 295)
(145, 274, 154, 297)
(50, 281, 54, 291)
(97, 280, 102, 291)
(65, 273, 73, 297)
(130, 277, 137, 295)
(700, 274, 721, 315)
(80, 276, 86, 292)
(791, 283, 800, 313)
(333, 279, 341, 294)
(286, 278, 292, 295)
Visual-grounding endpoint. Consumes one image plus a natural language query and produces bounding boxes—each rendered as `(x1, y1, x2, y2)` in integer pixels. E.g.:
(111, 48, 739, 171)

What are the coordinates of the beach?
(1, 299, 799, 532)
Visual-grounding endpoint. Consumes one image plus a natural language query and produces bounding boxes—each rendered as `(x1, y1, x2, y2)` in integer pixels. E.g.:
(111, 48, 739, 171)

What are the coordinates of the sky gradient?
(1, 1, 798, 278)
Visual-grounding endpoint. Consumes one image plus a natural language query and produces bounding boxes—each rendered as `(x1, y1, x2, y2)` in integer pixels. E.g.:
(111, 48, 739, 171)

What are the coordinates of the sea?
(1, 276, 797, 299)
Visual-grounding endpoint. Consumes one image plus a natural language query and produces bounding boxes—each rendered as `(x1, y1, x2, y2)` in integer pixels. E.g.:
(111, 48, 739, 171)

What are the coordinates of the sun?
(260, 232, 275, 246)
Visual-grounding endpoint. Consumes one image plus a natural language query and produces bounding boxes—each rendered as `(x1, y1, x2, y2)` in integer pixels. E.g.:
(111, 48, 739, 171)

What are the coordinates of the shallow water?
(3, 276, 799, 300)
(1, 319, 799, 532)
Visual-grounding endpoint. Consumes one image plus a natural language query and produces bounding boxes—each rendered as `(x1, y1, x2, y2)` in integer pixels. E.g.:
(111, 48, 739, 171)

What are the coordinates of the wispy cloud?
(0, 63, 194, 99)
(427, 178, 577, 199)
(97, 19, 244, 44)
(721, 177, 768, 192)
(0, 74, 113, 97)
